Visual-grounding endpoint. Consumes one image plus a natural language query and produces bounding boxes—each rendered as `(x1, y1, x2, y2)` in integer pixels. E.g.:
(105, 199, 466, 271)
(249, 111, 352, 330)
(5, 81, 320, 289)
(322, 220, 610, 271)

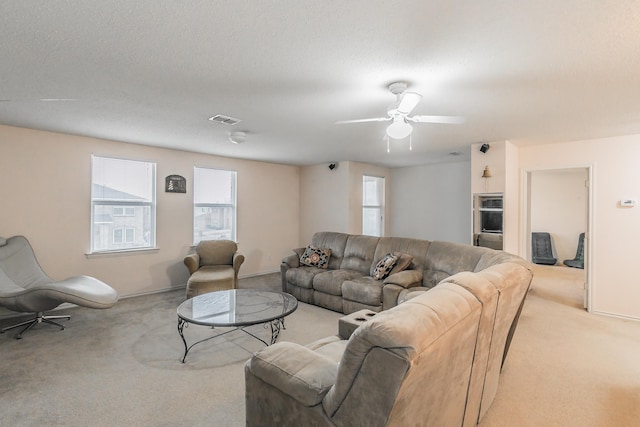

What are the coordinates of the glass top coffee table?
(176, 289, 298, 363)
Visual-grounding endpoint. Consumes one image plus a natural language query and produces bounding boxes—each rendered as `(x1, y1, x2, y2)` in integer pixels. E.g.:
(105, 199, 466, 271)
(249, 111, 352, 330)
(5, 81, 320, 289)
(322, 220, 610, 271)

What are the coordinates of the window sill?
(85, 247, 160, 259)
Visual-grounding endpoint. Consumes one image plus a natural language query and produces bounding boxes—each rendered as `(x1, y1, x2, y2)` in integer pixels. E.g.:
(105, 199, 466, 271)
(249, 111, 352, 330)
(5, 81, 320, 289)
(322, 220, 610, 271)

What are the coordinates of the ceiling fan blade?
(408, 115, 466, 124)
(397, 92, 422, 114)
(335, 117, 390, 124)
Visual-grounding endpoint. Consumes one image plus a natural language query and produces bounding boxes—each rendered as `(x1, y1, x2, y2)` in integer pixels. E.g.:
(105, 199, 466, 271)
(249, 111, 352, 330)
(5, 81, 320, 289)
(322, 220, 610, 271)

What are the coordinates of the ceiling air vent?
(208, 114, 242, 125)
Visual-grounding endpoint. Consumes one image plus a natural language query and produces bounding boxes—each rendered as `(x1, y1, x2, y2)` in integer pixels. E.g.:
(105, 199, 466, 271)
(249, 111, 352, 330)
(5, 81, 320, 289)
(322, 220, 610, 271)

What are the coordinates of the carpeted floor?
(1, 267, 639, 426)
(478, 265, 640, 427)
(0, 274, 341, 426)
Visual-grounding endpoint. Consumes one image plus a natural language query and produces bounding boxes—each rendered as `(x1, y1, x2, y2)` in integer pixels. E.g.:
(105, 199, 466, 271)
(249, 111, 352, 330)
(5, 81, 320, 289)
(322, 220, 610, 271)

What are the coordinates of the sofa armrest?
(383, 269, 423, 288)
(183, 253, 200, 275)
(282, 251, 302, 268)
(246, 342, 338, 407)
(233, 253, 245, 273)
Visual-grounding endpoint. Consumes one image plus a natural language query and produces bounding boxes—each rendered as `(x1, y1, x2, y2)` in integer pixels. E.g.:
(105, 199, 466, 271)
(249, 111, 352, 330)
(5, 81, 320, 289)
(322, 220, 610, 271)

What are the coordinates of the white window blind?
(91, 156, 156, 252)
(193, 167, 237, 244)
(363, 175, 385, 237)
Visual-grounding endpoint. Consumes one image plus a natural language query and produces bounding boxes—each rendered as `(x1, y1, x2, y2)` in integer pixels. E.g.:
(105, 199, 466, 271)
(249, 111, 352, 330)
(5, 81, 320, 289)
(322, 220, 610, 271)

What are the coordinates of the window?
(193, 167, 237, 244)
(113, 227, 135, 244)
(362, 175, 385, 237)
(113, 207, 135, 216)
(91, 156, 156, 252)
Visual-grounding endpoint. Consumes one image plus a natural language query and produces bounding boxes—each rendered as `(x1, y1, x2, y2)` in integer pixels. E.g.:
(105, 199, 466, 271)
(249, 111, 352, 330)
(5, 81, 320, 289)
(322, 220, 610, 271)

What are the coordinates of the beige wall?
(298, 161, 390, 245)
(0, 125, 300, 297)
(389, 161, 471, 243)
(299, 163, 349, 245)
(4, 122, 638, 320)
(503, 141, 520, 253)
(471, 141, 506, 195)
(518, 135, 640, 320)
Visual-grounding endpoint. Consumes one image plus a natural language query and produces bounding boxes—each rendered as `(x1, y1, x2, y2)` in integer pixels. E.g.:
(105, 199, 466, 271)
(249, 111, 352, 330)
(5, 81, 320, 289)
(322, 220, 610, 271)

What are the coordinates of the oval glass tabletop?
(177, 289, 298, 327)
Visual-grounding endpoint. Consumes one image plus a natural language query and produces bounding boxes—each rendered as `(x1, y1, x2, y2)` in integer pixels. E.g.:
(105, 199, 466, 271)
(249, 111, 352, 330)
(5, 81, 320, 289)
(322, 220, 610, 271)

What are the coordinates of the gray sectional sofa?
(248, 239, 534, 426)
(281, 231, 531, 314)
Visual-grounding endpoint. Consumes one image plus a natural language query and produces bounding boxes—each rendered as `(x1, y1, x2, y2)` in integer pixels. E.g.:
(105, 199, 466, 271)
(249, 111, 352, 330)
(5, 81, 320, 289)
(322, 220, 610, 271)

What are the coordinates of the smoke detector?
(229, 131, 247, 144)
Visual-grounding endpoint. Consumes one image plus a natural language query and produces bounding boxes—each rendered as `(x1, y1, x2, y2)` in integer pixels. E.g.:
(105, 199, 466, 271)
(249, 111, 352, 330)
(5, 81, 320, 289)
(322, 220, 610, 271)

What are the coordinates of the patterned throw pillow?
(373, 253, 398, 280)
(300, 245, 331, 269)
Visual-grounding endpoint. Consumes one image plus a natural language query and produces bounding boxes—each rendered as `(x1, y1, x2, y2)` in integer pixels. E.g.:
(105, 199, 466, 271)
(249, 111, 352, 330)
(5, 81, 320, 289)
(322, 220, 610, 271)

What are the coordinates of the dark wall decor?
(165, 175, 186, 193)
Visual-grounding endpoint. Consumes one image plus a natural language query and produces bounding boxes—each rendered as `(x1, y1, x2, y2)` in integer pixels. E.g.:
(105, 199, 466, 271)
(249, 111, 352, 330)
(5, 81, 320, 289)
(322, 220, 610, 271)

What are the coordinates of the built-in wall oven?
(473, 193, 503, 250)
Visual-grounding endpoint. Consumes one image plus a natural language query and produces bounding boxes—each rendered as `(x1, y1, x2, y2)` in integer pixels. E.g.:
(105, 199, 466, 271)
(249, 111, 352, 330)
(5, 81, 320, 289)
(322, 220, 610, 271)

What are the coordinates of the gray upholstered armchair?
(0, 236, 119, 339)
(183, 240, 244, 298)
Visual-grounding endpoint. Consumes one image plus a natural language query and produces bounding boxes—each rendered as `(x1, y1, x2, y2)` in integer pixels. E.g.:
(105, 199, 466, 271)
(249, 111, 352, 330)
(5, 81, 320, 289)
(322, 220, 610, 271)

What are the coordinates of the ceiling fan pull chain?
(386, 135, 390, 153)
(409, 134, 412, 151)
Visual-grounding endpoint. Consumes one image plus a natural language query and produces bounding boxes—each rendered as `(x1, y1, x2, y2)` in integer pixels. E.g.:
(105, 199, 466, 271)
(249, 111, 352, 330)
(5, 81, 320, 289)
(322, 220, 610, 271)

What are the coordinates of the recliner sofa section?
(247, 258, 534, 426)
(281, 231, 530, 315)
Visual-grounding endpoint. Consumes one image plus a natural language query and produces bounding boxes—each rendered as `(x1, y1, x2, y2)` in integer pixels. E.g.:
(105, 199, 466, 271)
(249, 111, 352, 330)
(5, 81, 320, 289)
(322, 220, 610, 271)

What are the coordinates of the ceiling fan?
(336, 82, 464, 142)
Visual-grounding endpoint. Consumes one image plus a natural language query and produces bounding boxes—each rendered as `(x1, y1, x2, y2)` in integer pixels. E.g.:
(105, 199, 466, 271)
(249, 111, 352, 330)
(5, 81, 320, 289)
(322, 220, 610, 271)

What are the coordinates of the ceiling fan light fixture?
(386, 117, 413, 139)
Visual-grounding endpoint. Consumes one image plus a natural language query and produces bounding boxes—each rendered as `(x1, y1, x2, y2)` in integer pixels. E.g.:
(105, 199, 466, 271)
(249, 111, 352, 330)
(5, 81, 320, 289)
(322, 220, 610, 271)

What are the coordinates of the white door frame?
(520, 164, 594, 312)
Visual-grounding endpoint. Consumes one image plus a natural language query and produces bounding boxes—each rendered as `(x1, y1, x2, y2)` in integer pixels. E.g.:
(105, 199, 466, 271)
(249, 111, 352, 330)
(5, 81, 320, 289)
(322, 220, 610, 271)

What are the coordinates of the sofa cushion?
(313, 292, 344, 312)
(247, 342, 338, 407)
(300, 245, 331, 269)
(373, 237, 430, 272)
(187, 265, 235, 284)
(340, 235, 379, 275)
(342, 277, 383, 306)
(423, 241, 486, 287)
(286, 266, 326, 289)
(313, 269, 364, 295)
(196, 240, 237, 266)
(310, 232, 349, 270)
(306, 335, 348, 363)
(372, 253, 398, 280)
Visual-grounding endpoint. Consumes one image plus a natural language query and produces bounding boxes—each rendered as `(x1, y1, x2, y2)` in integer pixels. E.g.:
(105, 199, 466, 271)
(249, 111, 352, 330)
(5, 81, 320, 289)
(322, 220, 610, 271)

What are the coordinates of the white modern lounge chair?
(0, 235, 119, 339)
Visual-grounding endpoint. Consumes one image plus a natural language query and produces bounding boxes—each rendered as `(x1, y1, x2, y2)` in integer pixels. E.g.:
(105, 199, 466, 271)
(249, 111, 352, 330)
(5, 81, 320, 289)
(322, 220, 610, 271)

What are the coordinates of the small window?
(362, 175, 385, 237)
(113, 206, 135, 217)
(193, 167, 237, 244)
(113, 227, 135, 244)
(91, 156, 156, 253)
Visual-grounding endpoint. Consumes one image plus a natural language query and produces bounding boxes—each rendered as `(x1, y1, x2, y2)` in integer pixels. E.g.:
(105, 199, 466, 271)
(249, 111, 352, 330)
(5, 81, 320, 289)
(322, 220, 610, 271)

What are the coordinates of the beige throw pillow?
(389, 252, 414, 275)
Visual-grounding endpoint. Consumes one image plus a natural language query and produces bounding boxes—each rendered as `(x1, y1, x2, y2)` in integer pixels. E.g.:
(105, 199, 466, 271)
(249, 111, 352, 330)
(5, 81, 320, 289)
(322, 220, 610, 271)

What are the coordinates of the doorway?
(521, 166, 593, 311)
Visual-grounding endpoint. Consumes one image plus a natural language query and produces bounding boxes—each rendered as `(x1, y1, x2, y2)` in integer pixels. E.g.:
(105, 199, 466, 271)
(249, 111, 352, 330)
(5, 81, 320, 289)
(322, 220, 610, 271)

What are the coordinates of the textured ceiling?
(1, 1, 640, 167)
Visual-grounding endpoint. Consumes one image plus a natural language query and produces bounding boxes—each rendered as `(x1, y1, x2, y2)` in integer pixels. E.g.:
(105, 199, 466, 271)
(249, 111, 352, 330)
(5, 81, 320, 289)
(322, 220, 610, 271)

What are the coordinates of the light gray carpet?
(0, 273, 341, 426)
(2, 268, 639, 426)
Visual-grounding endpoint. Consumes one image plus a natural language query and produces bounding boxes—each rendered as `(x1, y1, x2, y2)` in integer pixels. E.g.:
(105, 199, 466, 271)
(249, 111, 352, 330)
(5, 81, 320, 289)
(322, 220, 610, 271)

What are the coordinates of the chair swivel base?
(1, 312, 71, 339)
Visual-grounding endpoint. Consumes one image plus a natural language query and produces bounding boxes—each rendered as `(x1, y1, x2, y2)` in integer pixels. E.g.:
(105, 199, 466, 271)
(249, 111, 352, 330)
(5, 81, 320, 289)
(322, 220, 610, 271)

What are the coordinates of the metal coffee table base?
(177, 317, 286, 363)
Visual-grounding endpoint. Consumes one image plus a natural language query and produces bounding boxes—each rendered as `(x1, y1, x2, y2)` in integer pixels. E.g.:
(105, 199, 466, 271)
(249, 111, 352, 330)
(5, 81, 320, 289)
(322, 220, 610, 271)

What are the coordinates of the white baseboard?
(591, 310, 640, 322)
(239, 269, 280, 279)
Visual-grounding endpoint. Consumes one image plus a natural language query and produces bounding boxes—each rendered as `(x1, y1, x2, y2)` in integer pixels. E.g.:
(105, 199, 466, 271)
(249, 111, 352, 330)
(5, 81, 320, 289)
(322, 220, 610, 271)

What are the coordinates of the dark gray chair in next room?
(563, 233, 585, 269)
(0, 235, 119, 339)
(531, 232, 557, 265)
